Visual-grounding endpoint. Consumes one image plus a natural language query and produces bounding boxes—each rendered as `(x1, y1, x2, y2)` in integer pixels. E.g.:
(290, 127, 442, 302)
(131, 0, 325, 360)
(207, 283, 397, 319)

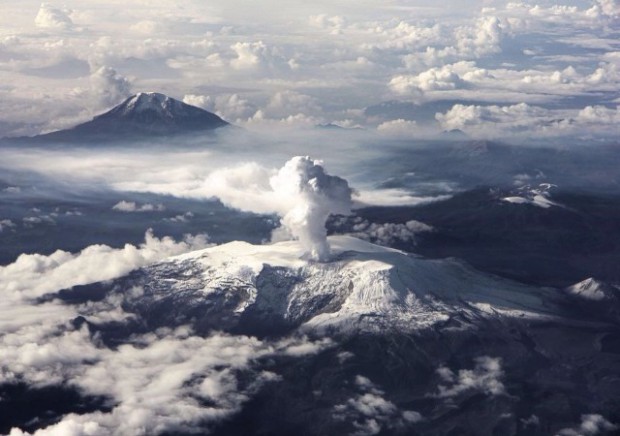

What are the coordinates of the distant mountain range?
(7, 92, 229, 144)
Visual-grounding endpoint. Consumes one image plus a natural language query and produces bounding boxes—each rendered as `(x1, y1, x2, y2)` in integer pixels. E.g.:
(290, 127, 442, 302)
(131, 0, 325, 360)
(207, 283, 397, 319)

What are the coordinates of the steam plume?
(270, 156, 352, 260)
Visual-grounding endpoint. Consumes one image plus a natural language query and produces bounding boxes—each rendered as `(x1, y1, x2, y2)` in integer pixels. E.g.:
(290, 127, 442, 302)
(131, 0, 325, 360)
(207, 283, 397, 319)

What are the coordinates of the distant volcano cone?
(14, 92, 230, 143)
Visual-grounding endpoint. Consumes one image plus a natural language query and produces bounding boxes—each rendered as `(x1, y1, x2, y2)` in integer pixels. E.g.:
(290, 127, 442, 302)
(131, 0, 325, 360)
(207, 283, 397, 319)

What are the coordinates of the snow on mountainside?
(502, 183, 562, 209)
(117, 235, 563, 335)
(102, 92, 221, 123)
(565, 277, 619, 301)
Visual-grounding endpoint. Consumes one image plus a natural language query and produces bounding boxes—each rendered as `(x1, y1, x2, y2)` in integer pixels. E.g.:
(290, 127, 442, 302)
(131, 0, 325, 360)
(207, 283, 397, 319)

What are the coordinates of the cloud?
(309, 14, 346, 34)
(269, 156, 353, 260)
(0, 0, 618, 140)
(164, 211, 194, 223)
(454, 16, 504, 57)
(263, 90, 321, 119)
(34, 3, 74, 30)
(361, 21, 443, 52)
(347, 219, 433, 246)
(4, 329, 280, 435)
(183, 94, 257, 121)
(334, 375, 422, 436)
(354, 189, 451, 207)
(0, 229, 209, 301)
(435, 356, 505, 398)
(390, 62, 477, 95)
(557, 414, 618, 436)
(436, 103, 620, 139)
(0, 219, 16, 232)
(112, 201, 165, 212)
(230, 41, 269, 70)
(89, 66, 132, 109)
(594, 0, 619, 19)
(22, 215, 56, 227)
(2, 294, 333, 436)
(376, 119, 418, 137)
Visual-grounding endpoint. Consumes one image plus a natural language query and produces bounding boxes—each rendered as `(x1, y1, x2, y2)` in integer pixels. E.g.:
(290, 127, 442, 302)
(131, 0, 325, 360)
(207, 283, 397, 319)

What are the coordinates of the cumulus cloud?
(0, 219, 16, 232)
(4, 327, 330, 435)
(390, 62, 478, 96)
(436, 102, 620, 139)
(34, 3, 74, 30)
(230, 41, 269, 70)
(183, 93, 257, 121)
(435, 356, 505, 398)
(164, 211, 194, 223)
(454, 16, 504, 57)
(0, 0, 617, 139)
(376, 119, 418, 137)
(0, 229, 209, 301)
(346, 218, 433, 246)
(23, 215, 55, 227)
(557, 414, 618, 436)
(112, 201, 165, 212)
(594, 0, 619, 19)
(309, 14, 346, 34)
(263, 90, 321, 119)
(334, 375, 422, 435)
(89, 66, 132, 109)
(1, 295, 333, 436)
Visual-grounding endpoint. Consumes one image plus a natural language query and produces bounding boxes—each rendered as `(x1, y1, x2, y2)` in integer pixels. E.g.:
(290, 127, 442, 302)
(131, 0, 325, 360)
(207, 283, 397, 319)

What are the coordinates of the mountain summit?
(16, 92, 229, 143)
(99, 92, 228, 130)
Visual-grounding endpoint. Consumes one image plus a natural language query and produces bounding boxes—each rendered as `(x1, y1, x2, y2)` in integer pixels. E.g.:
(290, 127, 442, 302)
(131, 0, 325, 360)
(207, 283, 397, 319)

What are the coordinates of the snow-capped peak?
(502, 183, 562, 209)
(125, 236, 559, 335)
(115, 92, 184, 117)
(565, 277, 618, 301)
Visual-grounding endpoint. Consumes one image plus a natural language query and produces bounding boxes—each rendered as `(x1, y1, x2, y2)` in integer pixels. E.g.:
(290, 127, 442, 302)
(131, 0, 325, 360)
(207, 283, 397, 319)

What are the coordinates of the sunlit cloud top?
(0, 0, 618, 140)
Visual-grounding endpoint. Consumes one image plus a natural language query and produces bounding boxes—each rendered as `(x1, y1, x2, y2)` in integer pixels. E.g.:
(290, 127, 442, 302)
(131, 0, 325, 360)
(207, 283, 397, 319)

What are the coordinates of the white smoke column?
(270, 156, 352, 261)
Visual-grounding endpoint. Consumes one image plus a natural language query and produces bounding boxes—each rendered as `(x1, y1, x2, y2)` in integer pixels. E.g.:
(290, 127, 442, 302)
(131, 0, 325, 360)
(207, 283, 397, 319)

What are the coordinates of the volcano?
(13, 92, 229, 144)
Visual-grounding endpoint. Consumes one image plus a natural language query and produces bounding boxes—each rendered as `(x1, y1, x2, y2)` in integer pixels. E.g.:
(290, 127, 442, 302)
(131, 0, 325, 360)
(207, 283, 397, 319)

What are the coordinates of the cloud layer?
(0, 0, 618, 140)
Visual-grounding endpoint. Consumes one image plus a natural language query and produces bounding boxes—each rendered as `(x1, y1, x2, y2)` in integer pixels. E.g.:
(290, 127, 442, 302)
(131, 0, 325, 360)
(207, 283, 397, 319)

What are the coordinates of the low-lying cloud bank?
(0, 229, 209, 302)
(0, 229, 335, 435)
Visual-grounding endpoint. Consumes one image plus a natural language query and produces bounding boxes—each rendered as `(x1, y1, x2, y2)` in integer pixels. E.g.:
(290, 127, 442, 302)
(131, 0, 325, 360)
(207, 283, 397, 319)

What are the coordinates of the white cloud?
(112, 201, 165, 212)
(436, 102, 620, 139)
(454, 16, 504, 57)
(164, 211, 194, 223)
(0, 219, 16, 232)
(0, 0, 616, 139)
(557, 414, 618, 436)
(435, 356, 505, 398)
(130, 20, 165, 35)
(34, 3, 74, 30)
(595, 0, 619, 19)
(4, 329, 283, 435)
(0, 229, 209, 301)
(1, 294, 332, 436)
(230, 41, 269, 70)
(22, 215, 56, 227)
(89, 66, 132, 109)
(376, 119, 418, 137)
(264, 90, 321, 119)
(309, 14, 346, 34)
(347, 219, 433, 246)
(334, 375, 422, 435)
(390, 61, 486, 98)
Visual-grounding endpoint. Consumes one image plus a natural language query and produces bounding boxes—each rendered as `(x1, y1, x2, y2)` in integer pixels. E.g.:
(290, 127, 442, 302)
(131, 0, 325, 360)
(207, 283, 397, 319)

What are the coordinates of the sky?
(0, 0, 618, 140)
